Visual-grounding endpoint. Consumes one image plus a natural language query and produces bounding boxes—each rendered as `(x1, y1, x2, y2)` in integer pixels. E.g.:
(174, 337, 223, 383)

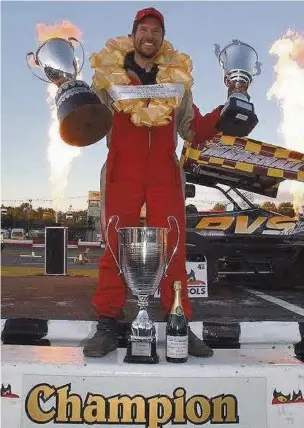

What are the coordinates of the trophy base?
(218, 97, 258, 137)
(124, 340, 159, 364)
(55, 80, 112, 147)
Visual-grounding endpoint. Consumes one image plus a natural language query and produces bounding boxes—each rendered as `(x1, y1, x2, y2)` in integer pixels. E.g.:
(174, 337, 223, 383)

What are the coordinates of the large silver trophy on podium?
(214, 39, 262, 137)
(107, 216, 179, 364)
(26, 37, 111, 146)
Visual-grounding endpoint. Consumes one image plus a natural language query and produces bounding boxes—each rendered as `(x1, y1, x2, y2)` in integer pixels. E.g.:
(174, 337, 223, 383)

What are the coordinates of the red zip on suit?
(92, 74, 221, 319)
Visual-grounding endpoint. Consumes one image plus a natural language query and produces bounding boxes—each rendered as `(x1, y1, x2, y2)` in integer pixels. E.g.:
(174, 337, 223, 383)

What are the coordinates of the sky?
(1, 0, 304, 210)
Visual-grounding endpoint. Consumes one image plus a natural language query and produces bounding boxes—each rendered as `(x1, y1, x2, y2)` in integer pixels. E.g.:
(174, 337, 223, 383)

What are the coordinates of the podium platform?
(2, 343, 303, 428)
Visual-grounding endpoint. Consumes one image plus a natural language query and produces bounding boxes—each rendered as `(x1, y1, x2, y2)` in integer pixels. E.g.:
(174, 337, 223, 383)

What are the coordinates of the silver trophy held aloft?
(107, 215, 179, 364)
(214, 39, 262, 137)
(26, 37, 112, 147)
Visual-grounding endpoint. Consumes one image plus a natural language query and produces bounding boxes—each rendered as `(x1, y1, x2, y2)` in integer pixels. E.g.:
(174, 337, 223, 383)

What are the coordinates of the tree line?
(1, 203, 91, 230)
(212, 201, 295, 217)
(1, 201, 296, 231)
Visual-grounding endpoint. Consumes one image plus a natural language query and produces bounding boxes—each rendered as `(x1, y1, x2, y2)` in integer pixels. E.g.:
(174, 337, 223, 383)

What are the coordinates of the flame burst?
(46, 85, 81, 212)
(267, 30, 304, 217)
(37, 20, 82, 44)
(36, 21, 83, 212)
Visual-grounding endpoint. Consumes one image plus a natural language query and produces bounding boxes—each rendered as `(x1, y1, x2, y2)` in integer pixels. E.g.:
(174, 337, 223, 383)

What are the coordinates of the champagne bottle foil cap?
(173, 281, 182, 291)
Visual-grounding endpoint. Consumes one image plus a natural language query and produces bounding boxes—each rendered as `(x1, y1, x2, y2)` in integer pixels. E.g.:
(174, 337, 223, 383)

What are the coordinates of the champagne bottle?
(166, 281, 188, 363)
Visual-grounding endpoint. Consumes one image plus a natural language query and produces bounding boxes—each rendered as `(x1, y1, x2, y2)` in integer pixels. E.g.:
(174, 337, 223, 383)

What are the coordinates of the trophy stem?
(137, 295, 149, 309)
(124, 306, 159, 364)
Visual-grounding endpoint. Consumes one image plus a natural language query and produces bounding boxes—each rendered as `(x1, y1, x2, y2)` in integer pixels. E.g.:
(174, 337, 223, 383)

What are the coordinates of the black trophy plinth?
(217, 96, 258, 137)
(55, 80, 112, 147)
(124, 337, 159, 364)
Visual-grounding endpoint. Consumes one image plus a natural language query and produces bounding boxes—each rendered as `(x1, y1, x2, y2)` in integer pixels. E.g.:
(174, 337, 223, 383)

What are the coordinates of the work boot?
(188, 327, 214, 358)
(83, 316, 119, 357)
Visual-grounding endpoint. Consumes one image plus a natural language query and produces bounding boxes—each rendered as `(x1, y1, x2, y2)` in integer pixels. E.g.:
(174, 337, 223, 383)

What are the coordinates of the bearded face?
(133, 16, 164, 59)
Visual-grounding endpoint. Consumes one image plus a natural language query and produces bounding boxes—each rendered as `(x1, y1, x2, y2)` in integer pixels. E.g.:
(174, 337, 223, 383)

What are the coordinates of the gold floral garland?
(90, 36, 194, 127)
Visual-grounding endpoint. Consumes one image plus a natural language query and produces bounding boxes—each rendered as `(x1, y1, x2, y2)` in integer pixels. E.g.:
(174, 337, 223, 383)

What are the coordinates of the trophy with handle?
(214, 39, 262, 137)
(26, 37, 112, 147)
(106, 215, 180, 364)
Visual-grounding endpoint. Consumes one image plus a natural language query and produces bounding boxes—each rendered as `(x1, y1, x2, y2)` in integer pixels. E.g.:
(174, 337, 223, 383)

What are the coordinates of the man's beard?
(135, 41, 160, 59)
(138, 50, 156, 59)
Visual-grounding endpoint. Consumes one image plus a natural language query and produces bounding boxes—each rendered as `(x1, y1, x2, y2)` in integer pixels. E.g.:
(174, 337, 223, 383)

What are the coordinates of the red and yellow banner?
(181, 134, 304, 182)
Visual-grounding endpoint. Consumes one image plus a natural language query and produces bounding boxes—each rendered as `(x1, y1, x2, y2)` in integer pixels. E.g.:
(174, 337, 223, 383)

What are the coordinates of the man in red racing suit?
(84, 7, 223, 358)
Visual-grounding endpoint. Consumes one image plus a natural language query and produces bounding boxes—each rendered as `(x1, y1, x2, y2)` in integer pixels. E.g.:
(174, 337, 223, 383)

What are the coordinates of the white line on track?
(245, 288, 304, 317)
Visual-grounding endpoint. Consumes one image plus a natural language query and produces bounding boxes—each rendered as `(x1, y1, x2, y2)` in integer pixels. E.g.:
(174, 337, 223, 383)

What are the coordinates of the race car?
(182, 134, 304, 290)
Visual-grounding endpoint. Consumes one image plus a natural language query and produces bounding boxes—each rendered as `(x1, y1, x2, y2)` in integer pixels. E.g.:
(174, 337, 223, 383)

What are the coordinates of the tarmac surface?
(2, 244, 304, 323)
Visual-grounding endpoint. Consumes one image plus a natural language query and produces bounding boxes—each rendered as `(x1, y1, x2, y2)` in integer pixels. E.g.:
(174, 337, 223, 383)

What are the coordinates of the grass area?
(1, 266, 98, 278)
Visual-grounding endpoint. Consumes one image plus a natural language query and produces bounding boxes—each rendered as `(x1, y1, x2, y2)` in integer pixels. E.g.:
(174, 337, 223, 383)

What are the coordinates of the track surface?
(2, 245, 304, 323)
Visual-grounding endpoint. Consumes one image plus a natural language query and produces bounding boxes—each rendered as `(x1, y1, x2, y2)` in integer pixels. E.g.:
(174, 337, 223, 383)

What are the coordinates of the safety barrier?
(3, 239, 105, 248)
(1, 319, 303, 350)
(4, 240, 104, 266)
(13, 252, 101, 266)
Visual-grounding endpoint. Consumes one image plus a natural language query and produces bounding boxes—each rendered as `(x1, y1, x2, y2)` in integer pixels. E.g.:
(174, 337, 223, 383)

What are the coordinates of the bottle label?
(174, 306, 184, 316)
(166, 335, 188, 359)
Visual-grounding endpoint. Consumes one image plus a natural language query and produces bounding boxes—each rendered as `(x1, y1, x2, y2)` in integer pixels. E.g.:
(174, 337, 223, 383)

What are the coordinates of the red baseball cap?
(132, 7, 165, 33)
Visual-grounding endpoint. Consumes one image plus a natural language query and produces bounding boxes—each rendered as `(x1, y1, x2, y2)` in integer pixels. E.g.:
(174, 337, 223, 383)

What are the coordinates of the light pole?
(28, 199, 32, 234)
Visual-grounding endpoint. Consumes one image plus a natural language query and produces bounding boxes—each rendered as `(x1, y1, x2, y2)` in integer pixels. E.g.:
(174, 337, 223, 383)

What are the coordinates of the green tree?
(212, 203, 226, 212)
(12, 206, 23, 221)
(74, 210, 87, 227)
(261, 201, 278, 212)
(36, 207, 44, 219)
(277, 202, 295, 217)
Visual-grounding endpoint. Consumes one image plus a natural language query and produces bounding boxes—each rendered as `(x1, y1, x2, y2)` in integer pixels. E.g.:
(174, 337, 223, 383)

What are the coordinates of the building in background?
(87, 191, 101, 241)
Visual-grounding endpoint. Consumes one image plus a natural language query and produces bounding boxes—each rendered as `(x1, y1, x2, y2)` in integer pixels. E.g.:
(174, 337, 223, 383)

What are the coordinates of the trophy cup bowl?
(214, 39, 262, 137)
(26, 37, 112, 147)
(106, 216, 179, 364)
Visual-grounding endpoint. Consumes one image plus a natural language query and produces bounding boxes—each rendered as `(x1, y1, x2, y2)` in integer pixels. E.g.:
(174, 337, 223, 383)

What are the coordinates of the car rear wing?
(180, 134, 304, 198)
